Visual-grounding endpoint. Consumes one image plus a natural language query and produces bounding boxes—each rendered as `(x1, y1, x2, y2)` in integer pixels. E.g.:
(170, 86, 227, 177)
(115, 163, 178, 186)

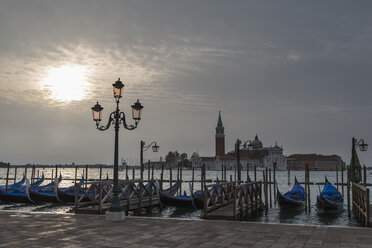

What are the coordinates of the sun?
(41, 65, 90, 102)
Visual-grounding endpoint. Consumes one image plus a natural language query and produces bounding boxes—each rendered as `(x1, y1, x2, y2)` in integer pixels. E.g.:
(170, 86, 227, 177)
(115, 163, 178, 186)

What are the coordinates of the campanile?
(215, 111, 225, 157)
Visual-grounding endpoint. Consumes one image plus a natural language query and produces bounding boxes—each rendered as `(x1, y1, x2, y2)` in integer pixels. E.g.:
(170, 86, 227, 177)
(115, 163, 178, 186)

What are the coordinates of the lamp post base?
(105, 211, 126, 222)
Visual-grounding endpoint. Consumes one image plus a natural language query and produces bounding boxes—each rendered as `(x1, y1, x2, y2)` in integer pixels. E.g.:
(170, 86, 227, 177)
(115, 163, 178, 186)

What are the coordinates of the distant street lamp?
(351, 137, 368, 183)
(140, 141, 159, 180)
(235, 139, 253, 182)
(91, 78, 143, 217)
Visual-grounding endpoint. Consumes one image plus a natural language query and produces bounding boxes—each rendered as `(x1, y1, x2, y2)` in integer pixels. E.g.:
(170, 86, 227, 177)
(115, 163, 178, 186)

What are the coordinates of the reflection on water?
(0, 168, 367, 227)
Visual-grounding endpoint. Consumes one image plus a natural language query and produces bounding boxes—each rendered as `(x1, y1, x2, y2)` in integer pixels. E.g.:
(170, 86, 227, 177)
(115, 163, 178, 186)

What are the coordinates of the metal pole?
(109, 101, 122, 212)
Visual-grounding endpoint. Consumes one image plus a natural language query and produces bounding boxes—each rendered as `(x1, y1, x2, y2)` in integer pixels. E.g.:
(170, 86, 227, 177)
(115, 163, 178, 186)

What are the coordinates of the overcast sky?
(0, 0, 371, 165)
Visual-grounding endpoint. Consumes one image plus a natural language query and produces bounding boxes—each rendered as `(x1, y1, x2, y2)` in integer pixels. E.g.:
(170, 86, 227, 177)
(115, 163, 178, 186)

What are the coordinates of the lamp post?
(351, 137, 368, 183)
(140, 141, 159, 180)
(91, 78, 143, 219)
(235, 139, 253, 183)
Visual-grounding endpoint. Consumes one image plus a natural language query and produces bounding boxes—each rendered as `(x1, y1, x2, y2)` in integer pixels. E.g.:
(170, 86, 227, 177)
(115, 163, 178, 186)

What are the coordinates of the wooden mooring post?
(273, 163, 276, 206)
(179, 166, 183, 195)
(13, 166, 17, 184)
(151, 164, 154, 180)
(99, 167, 102, 182)
(254, 166, 257, 182)
(132, 167, 135, 180)
(269, 168, 272, 208)
(363, 165, 367, 186)
(342, 166, 344, 196)
(85, 164, 88, 184)
(191, 166, 195, 191)
(170, 166, 173, 195)
(160, 164, 164, 190)
(125, 164, 128, 180)
(306, 164, 310, 212)
(336, 163, 339, 191)
(287, 166, 290, 185)
(5, 163, 10, 192)
(74, 165, 78, 183)
(148, 160, 151, 182)
(55, 164, 58, 178)
(347, 165, 351, 218)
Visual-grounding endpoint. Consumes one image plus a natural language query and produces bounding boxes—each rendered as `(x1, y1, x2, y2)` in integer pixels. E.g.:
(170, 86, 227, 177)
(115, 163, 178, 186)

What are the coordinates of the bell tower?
(215, 111, 225, 157)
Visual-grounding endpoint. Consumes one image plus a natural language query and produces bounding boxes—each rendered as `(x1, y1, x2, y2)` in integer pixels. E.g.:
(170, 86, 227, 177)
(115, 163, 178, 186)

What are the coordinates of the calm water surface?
(0, 167, 368, 227)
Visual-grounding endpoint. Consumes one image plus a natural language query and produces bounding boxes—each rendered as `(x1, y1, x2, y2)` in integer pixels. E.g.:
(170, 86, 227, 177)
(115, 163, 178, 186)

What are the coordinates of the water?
(0, 167, 368, 227)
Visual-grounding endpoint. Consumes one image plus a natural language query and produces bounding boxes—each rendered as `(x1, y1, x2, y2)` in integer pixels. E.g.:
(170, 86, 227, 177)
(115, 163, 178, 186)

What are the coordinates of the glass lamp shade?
(359, 143, 368, 152)
(131, 99, 143, 120)
(112, 78, 124, 99)
(91, 102, 103, 122)
(152, 144, 159, 152)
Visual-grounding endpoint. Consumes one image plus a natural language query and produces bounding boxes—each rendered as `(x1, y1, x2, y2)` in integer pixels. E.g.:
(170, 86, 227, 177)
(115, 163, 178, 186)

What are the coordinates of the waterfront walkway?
(1, 211, 372, 247)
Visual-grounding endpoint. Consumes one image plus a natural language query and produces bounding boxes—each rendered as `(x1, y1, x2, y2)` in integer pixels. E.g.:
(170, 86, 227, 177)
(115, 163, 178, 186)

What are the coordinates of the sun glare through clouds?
(41, 65, 90, 102)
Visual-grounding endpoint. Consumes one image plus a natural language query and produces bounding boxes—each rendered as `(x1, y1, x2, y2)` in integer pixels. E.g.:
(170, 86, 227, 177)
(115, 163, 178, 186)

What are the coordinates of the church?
(192, 112, 288, 170)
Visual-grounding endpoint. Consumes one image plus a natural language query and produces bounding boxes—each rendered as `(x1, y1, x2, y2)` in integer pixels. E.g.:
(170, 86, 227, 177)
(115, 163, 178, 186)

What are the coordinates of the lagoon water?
(0, 167, 369, 227)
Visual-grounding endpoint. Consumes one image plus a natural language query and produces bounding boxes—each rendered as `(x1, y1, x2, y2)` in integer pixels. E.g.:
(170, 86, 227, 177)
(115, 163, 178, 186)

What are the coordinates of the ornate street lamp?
(140, 141, 159, 180)
(351, 137, 368, 183)
(91, 78, 143, 219)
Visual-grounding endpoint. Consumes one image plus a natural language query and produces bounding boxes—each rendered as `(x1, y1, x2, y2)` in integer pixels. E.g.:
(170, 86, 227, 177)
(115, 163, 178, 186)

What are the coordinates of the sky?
(0, 0, 371, 166)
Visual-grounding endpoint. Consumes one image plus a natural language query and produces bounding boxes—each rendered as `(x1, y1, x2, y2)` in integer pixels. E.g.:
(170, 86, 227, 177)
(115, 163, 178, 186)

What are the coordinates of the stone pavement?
(0, 211, 372, 248)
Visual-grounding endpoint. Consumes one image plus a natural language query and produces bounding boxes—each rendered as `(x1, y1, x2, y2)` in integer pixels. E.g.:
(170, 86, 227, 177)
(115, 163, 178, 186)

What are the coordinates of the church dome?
(250, 134, 263, 149)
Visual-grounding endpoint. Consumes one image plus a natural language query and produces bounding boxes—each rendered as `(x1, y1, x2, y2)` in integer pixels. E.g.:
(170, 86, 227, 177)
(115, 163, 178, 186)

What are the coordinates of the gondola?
(0, 175, 45, 203)
(57, 178, 86, 203)
(159, 182, 193, 208)
(191, 184, 221, 209)
(29, 175, 62, 203)
(317, 177, 344, 211)
(161, 181, 181, 196)
(277, 177, 305, 207)
(0, 175, 26, 192)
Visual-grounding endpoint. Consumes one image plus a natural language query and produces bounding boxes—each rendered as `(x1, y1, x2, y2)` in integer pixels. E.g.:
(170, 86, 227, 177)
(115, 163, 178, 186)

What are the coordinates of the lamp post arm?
(120, 112, 139, 130)
(96, 112, 115, 131)
(143, 141, 157, 152)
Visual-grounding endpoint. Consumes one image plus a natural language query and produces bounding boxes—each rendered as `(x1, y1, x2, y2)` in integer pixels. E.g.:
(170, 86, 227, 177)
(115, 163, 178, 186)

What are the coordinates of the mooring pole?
(170, 165, 173, 196)
(161, 163, 164, 190)
(132, 167, 135, 180)
(305, 164, 308, 213)
(269, 168, 272, 208)
(5, 163, 10, 192)
(307, 164, 310, 212)
(273, 162, 276, 205)
(125, 164, 128, 180)
(148, 160, 151, 182)
(347, 165, 351, 218)
(336, 163, 339, 191)
(74, 165, 78, 183)
(14, 166, 17, 184)
(254, 166, 257, 182)
(179, 166, 183, 195)
(341, 165, 344, 196)
(363, 165, 367, 186)
(191, 166, 195, 192)
(287, 166, 290, 185)
(99, 166, 103, 182)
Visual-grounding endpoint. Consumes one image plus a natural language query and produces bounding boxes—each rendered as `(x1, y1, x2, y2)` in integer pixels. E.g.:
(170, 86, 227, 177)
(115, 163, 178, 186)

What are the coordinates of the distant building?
(195, 111, 288, 170)
(287, 154, 346, 171)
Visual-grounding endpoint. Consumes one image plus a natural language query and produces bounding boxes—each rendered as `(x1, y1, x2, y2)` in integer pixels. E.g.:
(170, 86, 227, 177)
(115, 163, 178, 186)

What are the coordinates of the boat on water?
(160, 182, 194, 208)
(277, 177, 305, 207)
(29, 175, 62, 203)
(317, 177, 344, 211)
(0, 175, 26, 192)
(0, 175, 45, 203)
(57, 178, 87, 203)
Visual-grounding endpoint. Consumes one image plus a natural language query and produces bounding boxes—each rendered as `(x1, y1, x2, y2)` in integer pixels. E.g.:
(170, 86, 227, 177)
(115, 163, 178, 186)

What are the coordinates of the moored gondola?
(29, 175, 62, 203)
(277, 177, 305, 207)
(317, 177, 344, 211)
(160, 183, 194, 208)
(0, 175, 45, 203)
(57, 178, 87, 203)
